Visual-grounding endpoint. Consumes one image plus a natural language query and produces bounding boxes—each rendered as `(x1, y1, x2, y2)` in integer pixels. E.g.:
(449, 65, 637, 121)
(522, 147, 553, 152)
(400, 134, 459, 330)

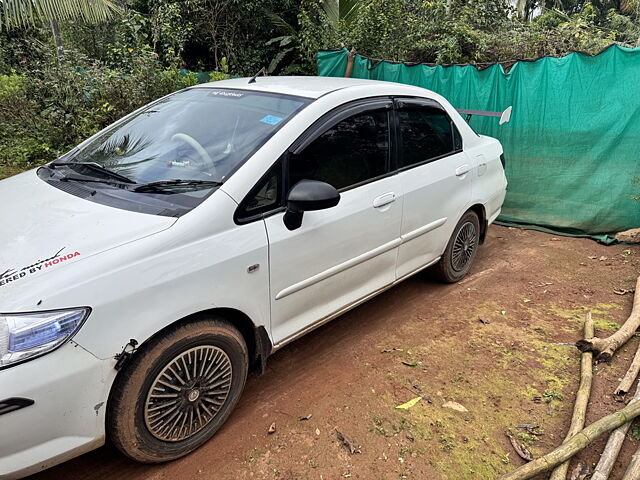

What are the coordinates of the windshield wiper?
(133, 179, 222, 193)
(59, 175, 132, 188)
(50, 161, 136, 184)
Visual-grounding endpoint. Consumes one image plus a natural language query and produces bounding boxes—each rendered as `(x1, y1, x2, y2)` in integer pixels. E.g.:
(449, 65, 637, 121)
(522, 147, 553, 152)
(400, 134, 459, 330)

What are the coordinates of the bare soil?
(30, 226, 640, 480)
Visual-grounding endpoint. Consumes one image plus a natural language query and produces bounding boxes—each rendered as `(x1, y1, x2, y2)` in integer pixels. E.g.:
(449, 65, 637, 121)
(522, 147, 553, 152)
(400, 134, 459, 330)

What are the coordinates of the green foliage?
(543, 389, 564, 403)
(0, 0, 118, 30)
(0, 46, 228, 176)
(320, 0, 363, 27)
(151, 1, 193, 67)
(2, 0, 640, 181)
(294, 0, 623, 67)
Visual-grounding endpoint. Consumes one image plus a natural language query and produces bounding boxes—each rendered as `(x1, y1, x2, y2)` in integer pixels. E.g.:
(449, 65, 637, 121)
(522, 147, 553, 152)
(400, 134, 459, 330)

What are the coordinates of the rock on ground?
(616, 228, 640, 243)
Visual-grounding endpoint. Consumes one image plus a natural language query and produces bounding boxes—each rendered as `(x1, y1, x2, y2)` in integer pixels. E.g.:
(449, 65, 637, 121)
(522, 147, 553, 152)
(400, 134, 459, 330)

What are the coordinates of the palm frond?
(339, 0, 362, 26)
(264, 10, 296, 35)
(0, 0, 119, 30)
(320, 0, 339, 26)
(320, 0, 362, 27)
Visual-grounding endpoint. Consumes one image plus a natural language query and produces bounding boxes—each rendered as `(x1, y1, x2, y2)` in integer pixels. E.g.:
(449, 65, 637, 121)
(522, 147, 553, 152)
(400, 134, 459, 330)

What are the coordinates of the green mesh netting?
(317, 48, 640, 242)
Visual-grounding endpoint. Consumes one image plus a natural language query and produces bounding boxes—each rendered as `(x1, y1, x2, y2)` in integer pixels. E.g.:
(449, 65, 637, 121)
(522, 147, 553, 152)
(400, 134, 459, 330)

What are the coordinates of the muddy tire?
(432, 210, 480, 283)
(107, 318, 248, 463)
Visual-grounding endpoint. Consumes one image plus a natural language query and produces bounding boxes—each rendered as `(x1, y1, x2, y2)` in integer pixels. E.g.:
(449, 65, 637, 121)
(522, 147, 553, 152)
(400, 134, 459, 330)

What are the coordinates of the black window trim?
(235, 96, 395, 225)
(234, 158, 286, 225)
(393, 96, 464, 173)
(234, 95, 468, 225)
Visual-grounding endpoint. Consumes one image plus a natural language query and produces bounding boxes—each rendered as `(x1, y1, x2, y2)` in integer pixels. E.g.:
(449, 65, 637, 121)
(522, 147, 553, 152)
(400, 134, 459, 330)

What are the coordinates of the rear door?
(394, 98, 472, 279)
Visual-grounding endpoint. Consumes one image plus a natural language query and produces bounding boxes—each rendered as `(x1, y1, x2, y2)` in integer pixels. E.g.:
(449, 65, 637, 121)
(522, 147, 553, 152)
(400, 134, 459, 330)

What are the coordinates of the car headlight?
(0, 307, 90, 368)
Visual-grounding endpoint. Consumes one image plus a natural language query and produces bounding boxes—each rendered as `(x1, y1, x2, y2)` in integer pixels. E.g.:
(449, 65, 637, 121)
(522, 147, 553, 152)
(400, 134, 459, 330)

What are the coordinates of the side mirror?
(283, 180, 340, 230)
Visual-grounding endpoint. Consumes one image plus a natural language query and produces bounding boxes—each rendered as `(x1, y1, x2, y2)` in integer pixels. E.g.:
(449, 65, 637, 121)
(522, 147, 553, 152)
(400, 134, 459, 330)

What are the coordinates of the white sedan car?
(0, 76, 506, 478)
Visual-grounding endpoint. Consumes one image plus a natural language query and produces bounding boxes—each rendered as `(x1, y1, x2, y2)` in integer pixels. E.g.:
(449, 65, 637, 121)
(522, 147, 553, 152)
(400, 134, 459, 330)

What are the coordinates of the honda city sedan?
(0, 76, 506, 478)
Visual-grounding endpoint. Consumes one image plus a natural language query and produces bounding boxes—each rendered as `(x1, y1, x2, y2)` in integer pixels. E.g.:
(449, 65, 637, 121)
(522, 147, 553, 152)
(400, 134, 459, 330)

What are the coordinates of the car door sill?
(272, 256, 441, 351)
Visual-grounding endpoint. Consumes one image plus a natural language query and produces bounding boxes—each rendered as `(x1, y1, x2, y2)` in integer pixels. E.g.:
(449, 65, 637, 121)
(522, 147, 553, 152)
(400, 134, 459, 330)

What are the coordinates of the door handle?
(373, 192, 396, 208)
(455, 164, 471, 177)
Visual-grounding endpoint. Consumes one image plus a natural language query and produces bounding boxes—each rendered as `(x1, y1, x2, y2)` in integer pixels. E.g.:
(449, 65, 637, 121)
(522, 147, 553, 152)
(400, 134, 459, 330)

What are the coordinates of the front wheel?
(107, 318, 248, 463)
(432, 210, 480, 283)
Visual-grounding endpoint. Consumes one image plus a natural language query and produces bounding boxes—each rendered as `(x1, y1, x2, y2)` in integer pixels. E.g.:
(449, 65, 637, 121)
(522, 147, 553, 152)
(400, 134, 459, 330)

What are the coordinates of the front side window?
(398, 106, 459, 168)
(289, 110, 390, 190)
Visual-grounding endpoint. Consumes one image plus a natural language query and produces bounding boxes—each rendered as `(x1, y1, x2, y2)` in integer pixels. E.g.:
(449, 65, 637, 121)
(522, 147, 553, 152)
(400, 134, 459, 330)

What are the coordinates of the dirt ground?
(31, 226, 640, 480)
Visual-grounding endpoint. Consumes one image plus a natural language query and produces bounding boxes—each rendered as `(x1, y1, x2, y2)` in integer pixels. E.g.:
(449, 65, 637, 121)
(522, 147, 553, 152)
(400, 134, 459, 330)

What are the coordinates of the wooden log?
(621, 448, 640, 480)
(617, 344, 640, 396)
(549, 313, 594, 480)
(497, 399, 640, 480)
(576, 277, 640, 362)
(591, 380, 640, 480)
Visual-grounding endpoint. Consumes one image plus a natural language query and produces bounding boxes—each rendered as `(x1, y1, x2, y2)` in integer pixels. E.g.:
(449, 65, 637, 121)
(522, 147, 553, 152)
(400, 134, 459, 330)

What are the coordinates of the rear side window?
(398, 107, 460, 168)
(289, 110, 390, 190)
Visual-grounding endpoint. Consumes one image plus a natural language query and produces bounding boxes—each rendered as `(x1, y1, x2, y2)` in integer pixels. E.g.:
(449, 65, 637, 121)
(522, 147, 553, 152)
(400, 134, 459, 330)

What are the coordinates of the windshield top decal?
(0, 247, 81, 287)
(207, 90, 245, 98)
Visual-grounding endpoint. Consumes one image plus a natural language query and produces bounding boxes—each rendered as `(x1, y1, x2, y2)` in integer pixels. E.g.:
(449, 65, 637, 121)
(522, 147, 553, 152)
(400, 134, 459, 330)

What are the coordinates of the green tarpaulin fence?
(317, 47, 640, 242)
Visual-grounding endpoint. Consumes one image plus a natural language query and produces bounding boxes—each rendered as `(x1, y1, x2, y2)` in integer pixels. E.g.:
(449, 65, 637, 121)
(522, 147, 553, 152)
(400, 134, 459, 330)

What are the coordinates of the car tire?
(107, 318, 248, 463)
(432, 210, 481, 283)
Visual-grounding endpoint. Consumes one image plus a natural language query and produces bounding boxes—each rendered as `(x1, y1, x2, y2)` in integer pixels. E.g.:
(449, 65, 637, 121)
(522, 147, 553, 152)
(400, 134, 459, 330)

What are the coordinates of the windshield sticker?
(260, 115, 283, 126)
(0, 247, 81, 287)
(207, 90, 245, 99)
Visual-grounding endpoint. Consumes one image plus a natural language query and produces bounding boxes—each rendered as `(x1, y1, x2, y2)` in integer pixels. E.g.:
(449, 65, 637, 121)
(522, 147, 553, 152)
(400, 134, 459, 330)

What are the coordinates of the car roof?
(193, 75, 426, 99)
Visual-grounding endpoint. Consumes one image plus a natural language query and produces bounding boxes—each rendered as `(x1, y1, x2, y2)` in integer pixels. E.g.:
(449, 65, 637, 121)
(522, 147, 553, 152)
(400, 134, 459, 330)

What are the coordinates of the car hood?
(0, 170, 177, 301)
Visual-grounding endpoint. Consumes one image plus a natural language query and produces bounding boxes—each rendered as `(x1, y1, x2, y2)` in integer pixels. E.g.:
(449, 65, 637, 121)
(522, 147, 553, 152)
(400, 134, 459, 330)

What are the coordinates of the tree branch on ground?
(617, 342, 640, 396)
(576, 277, 640, 362)
(549, 312, 594, 480)
(591, 381, 640, 480)
(498, 386, 640, 480)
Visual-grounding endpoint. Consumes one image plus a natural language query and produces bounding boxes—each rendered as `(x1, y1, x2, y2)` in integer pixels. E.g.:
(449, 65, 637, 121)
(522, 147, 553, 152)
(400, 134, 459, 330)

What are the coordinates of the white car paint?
(0, 76, 506, 478)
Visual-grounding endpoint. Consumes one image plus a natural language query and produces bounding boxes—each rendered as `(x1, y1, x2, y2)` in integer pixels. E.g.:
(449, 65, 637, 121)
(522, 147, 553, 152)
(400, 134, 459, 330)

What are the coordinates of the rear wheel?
(107, 318, 248, 463)
(432, 210, 480, 283)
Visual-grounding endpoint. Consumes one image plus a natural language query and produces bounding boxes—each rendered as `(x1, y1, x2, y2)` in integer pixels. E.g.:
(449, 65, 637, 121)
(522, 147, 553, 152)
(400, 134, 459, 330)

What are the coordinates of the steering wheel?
(171, 133, 216, 175)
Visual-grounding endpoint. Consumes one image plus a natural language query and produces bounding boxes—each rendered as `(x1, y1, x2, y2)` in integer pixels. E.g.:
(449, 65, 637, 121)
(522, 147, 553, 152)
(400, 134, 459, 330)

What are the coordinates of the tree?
(0, 0, 119, 56)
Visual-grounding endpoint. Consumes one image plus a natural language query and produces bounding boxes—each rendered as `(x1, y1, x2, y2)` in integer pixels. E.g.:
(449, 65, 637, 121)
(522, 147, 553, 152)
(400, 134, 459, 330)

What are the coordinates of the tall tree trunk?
(50, 17, 64, 60)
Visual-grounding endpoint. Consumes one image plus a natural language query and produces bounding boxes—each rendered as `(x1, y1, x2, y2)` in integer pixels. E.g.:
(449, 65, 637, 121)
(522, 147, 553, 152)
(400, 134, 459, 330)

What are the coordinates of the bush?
(0, 47, 229, 179)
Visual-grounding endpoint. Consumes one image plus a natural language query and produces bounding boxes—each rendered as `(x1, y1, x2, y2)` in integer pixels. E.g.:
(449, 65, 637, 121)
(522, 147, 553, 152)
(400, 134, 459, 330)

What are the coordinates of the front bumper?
(0, 342, 114, 479)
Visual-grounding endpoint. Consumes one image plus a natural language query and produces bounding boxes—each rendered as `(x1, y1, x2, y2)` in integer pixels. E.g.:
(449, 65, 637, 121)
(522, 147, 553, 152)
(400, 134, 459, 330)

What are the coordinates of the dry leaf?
(506, 431, 533, 462)
(395, 397, 422, 409)
(442, 401, 468, 412)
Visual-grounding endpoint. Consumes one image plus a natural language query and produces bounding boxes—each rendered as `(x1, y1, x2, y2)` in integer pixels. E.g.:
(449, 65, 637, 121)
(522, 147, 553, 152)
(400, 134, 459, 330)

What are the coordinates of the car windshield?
(59, 88, 310, 185)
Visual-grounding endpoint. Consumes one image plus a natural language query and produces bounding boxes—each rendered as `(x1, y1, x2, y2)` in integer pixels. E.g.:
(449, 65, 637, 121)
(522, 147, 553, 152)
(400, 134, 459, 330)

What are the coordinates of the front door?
(264, 102, 403, 345)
